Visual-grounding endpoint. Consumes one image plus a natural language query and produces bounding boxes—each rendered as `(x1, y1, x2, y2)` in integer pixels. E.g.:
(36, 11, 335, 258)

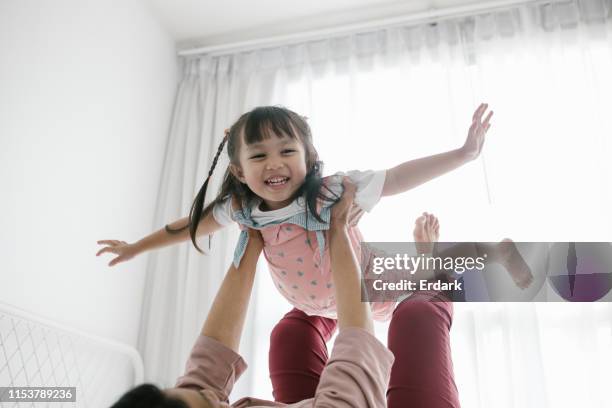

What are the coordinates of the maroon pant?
(269, 292, 460, 407)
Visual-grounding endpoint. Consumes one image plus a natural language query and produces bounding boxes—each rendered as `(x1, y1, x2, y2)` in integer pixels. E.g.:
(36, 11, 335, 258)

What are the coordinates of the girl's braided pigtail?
(165, 132, 229, 253)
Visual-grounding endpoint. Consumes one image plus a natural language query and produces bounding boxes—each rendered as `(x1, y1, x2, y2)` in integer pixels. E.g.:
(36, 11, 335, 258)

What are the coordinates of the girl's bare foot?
(413, 212, 440, 254)
(497, 239, 534, 289)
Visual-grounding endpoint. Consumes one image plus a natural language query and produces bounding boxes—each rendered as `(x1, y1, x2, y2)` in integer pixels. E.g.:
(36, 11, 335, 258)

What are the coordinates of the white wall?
(0, 0, 178, 347)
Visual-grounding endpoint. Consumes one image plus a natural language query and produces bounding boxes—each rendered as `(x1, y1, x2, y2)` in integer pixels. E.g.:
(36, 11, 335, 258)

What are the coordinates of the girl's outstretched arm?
(381, 103, 493, 197)
(96, 211, 223, 267)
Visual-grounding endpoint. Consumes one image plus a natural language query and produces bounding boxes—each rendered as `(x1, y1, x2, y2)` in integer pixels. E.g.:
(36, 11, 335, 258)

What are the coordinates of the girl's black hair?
(110, 383, 188, 408)
(166, 106, 339, 253)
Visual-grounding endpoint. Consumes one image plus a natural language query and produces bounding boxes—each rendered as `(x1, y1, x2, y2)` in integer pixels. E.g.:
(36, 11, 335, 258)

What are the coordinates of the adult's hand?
(331, 177, 358, 229)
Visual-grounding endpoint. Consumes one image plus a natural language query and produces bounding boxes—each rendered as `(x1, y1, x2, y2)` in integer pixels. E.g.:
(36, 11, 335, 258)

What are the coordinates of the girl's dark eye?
(249, 154, 265, 160)
(282, 149, 296, 155)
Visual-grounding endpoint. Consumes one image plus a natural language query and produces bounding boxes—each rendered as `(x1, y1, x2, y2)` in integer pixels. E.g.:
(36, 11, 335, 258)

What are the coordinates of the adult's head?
(111, 383, 227, 408)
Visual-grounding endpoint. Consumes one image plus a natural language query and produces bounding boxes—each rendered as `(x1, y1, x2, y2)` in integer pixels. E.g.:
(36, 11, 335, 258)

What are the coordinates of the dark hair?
(110, 384, 188, 408)
(166, 106, 338, 252)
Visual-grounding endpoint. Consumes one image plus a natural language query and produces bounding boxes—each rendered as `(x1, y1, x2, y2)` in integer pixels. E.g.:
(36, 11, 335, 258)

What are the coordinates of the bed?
(0, 302, 143, 407)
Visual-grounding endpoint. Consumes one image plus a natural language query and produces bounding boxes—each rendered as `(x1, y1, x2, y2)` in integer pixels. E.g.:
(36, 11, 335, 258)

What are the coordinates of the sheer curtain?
(141, 0, 612, 405)
(136, 57, 288, 394)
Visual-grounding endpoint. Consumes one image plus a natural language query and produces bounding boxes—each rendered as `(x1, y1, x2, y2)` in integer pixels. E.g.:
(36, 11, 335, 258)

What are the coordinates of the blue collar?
(231, 204, 331, 267)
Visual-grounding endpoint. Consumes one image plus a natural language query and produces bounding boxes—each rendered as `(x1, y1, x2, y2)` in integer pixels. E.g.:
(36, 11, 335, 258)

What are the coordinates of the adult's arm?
(328, 178, 374, 334)
(312, 179, 394, 407)
(173, 230, 262, 402)
(201, 228, 263, 351)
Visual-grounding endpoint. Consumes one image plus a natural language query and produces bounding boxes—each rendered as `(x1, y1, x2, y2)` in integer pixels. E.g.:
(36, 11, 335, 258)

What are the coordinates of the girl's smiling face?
(232, 129, 308, 210)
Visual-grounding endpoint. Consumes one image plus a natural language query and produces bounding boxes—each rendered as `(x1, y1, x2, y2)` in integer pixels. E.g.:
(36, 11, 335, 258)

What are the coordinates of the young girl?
(98, 104, 540, 408)
(98, 104, 489, 313)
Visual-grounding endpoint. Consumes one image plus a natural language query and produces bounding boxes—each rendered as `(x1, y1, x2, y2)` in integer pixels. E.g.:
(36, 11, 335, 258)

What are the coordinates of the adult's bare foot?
(413, 212, 440, 254)
(497, 239, 534, 289)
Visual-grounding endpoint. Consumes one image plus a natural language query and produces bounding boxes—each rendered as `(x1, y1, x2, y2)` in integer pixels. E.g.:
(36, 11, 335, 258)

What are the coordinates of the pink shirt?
(261, 224, 395, 321)
(175, 327, 394, 407)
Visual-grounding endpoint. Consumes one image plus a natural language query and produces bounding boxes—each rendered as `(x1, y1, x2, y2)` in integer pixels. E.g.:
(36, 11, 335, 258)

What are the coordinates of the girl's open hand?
(461, 103, 493, 161)
(96, 240, 138, 267)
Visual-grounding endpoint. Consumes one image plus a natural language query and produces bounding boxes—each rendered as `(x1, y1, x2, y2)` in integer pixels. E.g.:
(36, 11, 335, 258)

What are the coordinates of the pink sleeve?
(312, 327, 394, 407)
(175, 335, 247, 403)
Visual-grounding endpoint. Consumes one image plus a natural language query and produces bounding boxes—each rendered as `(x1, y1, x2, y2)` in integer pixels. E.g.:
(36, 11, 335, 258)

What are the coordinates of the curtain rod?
(178, 0, 555, 57)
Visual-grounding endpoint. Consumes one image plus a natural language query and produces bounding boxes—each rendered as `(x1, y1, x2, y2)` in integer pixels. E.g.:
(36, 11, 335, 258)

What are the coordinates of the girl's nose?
(265, 159, 284, 170)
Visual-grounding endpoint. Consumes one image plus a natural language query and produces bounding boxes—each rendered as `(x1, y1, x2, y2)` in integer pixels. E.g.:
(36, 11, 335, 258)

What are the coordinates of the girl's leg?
(269, 308, 337, 403)
(387, 291, 461, 408)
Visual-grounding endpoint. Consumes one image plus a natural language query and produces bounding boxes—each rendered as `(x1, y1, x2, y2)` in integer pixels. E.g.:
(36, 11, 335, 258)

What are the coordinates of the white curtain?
(140, 0, 612, 405)
(136, 57, 285, 394)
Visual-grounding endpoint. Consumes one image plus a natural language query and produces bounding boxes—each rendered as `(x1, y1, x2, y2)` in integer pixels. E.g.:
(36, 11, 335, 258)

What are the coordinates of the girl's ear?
(230, 164, 246, 183)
